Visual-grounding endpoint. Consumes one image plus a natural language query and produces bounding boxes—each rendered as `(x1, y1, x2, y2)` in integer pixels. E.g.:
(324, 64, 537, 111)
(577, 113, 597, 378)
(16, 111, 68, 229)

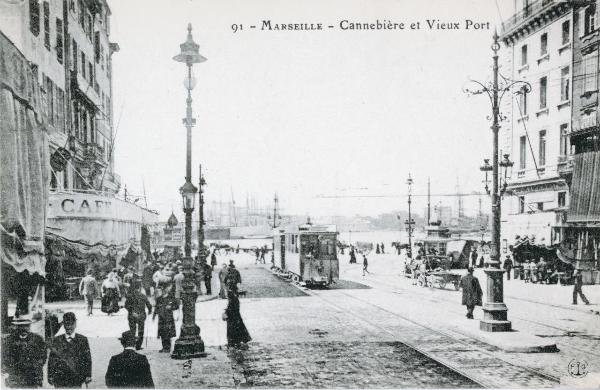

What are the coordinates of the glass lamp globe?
(184, 74, 197, 90)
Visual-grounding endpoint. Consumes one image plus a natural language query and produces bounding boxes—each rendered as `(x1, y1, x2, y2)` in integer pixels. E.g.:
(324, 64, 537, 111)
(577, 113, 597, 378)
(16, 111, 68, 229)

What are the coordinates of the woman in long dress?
(224, 290, 251, 348)
(101, 274, 121, 315)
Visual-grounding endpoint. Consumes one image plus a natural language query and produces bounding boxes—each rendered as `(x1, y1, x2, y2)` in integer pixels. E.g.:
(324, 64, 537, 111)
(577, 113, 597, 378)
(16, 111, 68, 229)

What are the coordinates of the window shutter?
(579, 9, 586, 37)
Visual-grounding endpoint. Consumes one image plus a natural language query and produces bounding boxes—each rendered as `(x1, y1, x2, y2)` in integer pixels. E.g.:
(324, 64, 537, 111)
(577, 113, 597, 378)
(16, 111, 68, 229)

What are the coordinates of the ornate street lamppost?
(464, 32, 530, 332)
(172, 23, 207, 359)
(405, 174, 415, 259)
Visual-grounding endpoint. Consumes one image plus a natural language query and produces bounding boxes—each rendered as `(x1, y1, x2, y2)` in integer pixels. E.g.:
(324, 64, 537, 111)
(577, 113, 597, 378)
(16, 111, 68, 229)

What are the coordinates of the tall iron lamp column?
(464, 31, 529, 332)
(405, 174, 415, 259)
(172, 23, 207, 359)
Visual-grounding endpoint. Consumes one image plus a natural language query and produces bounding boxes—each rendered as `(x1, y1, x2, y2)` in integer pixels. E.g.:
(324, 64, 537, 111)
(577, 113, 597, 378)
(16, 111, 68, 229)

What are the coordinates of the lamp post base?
(171, 336, 206, 359)
(480, 268, 511, 332)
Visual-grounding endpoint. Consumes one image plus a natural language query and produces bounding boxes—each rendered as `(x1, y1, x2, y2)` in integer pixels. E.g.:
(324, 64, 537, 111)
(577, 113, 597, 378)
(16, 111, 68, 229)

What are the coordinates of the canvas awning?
(0, 32, 48, 276)
(446, 240, 467, 254)
(568, 151, 600, 224)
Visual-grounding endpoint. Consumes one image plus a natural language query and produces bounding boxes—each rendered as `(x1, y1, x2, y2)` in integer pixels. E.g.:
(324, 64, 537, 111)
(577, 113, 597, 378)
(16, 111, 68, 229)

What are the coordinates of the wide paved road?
(46, 252, 563, 388)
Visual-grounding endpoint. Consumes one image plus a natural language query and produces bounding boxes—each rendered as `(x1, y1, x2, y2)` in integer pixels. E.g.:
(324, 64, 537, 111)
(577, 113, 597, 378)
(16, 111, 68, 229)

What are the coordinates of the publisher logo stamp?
(568, 359, 589, 378)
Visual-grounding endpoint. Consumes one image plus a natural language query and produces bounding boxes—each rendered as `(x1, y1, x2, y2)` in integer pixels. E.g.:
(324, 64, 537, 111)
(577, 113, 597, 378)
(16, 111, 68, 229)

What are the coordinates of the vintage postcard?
(1, 0, 599, 388)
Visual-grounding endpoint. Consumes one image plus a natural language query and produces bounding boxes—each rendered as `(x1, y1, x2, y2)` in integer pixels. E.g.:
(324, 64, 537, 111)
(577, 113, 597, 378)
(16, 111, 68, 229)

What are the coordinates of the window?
(56, 88, 64, 130)
(560, 67, 570, 101)
(537, 202, 544, 211)
(94, 31, 100, 63)
(72, 39, 78, 71)
(520, 136, 527, 170)
(88, 62, 93, 84)
(583, 50, 599, 93)
(56, 18, 63, 64)
(43, 1, 50, 50)
(562, 20, 570, 45)
(81, 109, 88, 142)
(540, 33, 548, 55)
(73, 101, 80, 138)
(81, 51, 86, 78)
(519, 86, 528, 116)
(558, 192, 566, 208)
(29, 0, 40, 36)
(539, 130, 546, 166)
(86, 13, 93, 41)
(519, 196, 525, 214)
(584, 5, 596, 35)
(45, 76, 54, 126)
(560, 124, 569, 156)
(78, 0, 84, 28)
(521, 44, 528, 66)
(539, 77, 547, 109)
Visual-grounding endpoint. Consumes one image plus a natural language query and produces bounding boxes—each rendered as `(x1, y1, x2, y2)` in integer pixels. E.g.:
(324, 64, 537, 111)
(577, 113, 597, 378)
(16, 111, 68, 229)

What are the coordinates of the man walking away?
(79, 270, 98, 315)
(572, 269, 590, 305)
(142, 261, 154, 297)
(124, 281, 153, 350)
(503, 255, 513, 281)
(201, 258, 213, 295)
(381, 243, 385, 254)
(459, 267, 483, 319)
(362, 254, 370, 276)
(225, 260, 242, 294)
(48, 312, 92, 388)
(105, 330, 154, 388)
(2, 317, 47, 388)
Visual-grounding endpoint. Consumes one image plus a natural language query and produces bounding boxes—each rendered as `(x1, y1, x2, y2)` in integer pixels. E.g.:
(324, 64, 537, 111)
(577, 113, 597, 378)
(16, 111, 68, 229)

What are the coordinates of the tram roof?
(275, 224, 337, 234)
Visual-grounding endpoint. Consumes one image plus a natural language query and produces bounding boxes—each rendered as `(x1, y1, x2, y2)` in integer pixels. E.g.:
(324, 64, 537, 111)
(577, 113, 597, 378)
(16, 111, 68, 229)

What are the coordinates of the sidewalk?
(336, 251, 600, 382)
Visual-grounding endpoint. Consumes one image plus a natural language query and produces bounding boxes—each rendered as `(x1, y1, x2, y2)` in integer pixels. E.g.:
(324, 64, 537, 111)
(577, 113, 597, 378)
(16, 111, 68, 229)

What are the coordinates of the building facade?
(559, 0, 600, 283)
(499, 0, 574, 248)
(0, 0, 120, 193)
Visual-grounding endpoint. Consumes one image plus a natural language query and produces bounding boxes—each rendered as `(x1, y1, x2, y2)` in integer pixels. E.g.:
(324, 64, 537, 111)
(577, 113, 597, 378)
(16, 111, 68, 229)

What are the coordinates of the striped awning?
(567, 151, 600, 223)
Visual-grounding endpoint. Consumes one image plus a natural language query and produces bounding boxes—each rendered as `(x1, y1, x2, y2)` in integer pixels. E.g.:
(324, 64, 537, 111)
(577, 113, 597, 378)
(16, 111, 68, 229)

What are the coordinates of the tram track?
(308, 287, 560, 388)
(347, 271, 600, 359)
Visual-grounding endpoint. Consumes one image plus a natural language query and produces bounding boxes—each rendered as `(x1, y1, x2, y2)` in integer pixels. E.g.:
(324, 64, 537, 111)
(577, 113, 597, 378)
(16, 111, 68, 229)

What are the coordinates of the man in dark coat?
(459, 267, 483, 319)
(224, 260, 242, 294)
(105, 330, 154, 388)
(125, 281, 153, 350)
(48, 312, 92, 388)
(200, 258, 213, 295)
(573, 269, 590, 305)
(1, 317, 47, 388)
(503, 255, 513, 280)
(153, 282, 179, 353)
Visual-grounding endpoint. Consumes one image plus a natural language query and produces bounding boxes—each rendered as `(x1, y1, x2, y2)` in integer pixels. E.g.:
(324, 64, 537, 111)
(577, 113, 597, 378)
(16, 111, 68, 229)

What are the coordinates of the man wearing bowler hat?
(48, 312, 92, 387)
(105, 330, 154, 388)
(1, 317, 47, 388)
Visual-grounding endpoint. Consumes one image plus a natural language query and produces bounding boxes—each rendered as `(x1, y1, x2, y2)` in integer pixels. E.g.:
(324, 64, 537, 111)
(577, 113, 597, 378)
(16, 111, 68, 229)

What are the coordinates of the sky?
(107, 0, 514, 220)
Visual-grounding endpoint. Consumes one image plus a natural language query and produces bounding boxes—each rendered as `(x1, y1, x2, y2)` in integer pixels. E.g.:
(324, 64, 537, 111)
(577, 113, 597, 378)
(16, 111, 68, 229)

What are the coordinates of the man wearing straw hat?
(1, 317, 47, 388)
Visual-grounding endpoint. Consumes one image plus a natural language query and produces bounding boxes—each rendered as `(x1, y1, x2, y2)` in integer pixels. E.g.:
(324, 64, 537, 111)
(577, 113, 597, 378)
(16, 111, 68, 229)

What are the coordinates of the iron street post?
(172, 24, 207, 358)
(405, 173, 415, 259)
(464, 32, 529, 332)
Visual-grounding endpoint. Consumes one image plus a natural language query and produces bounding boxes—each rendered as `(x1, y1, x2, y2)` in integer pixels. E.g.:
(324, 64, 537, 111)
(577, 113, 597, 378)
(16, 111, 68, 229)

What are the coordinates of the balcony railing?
(502, 0, 566, 35)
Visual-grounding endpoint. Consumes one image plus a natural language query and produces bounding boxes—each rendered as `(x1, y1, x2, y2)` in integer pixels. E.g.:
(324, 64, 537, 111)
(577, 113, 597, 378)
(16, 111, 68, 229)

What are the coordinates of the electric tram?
(273, 224, 339, 286)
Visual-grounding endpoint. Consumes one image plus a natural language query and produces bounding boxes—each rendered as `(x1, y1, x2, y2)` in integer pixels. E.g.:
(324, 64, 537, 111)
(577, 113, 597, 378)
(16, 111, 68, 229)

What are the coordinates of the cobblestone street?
(36, 252, 600, 388)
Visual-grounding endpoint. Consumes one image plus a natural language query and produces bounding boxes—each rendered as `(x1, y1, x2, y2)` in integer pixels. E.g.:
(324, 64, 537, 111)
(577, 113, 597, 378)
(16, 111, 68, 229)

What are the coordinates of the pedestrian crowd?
(2, 247, 254, 388)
